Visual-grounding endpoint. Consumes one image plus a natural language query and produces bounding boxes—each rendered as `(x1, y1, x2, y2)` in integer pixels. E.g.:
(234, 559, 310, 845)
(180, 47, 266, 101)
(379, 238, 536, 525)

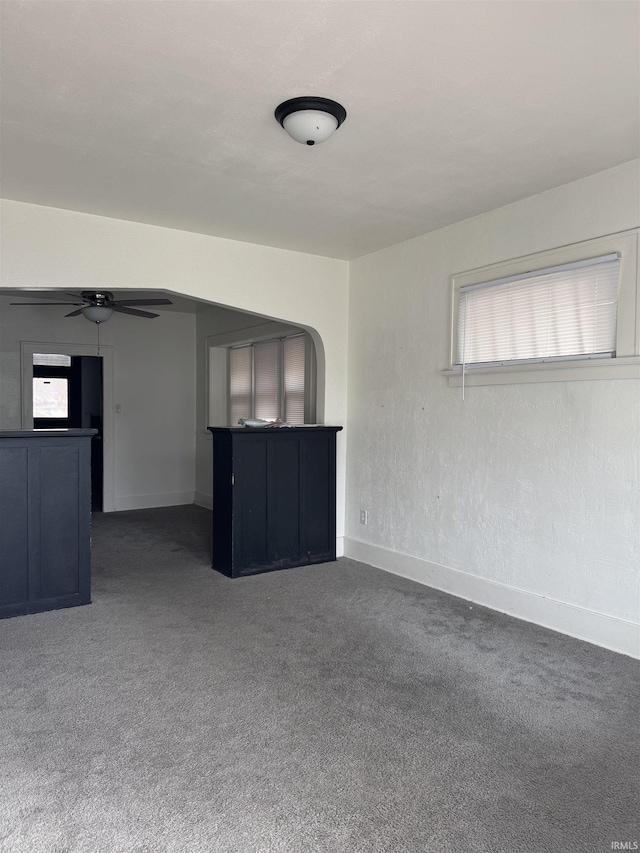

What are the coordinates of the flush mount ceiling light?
(275, 97, 347, 146)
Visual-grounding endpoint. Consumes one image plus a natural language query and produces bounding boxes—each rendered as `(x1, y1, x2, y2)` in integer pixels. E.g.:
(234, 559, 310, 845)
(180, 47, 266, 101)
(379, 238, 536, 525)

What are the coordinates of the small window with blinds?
(456, 254, 620, 369)
(228, 333, 309, 425)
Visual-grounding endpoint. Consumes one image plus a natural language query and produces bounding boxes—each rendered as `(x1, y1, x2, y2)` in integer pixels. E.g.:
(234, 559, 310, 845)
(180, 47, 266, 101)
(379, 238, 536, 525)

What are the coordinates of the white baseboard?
(194, 492, 213, 510)
(336, 536, 344, 558)
(343, 538, 640, 659)
(115, 492, 195, 511)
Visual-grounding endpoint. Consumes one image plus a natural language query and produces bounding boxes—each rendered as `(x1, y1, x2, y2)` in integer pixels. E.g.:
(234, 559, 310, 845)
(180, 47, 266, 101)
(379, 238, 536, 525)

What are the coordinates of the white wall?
(111, 310, 196, 510)
(346, 160, 640, 657)
(0, 296, 197, 510)
(0, 200, 349, 541)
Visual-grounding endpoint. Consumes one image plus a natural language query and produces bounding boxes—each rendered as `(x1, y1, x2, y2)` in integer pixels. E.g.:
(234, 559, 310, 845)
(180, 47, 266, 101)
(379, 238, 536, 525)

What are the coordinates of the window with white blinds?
(456, 254, 620, 368)
(284, 334, 305, 424)
(254, 339, 281, 420)
(229, 345, 252, 425)
(228, 333, 308, 424)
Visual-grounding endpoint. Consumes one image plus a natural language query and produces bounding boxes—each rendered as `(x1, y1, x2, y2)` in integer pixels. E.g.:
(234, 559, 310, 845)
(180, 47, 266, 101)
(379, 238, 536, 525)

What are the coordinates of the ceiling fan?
(9, 290, 173, 323)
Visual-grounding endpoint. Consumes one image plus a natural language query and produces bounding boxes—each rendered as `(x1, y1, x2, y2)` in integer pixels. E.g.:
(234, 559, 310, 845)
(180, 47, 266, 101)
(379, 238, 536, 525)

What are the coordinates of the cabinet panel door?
(300, 434, 333, 558)
(39, 445, 80, 599)
(267, 437, 300, 563)
(0, 447, 29, 607)
(235, 437, 268, 570)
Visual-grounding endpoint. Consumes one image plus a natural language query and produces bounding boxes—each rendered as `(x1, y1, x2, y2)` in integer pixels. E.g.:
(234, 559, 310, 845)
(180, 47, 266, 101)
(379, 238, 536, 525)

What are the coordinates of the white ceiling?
(1, 1, 638, 261)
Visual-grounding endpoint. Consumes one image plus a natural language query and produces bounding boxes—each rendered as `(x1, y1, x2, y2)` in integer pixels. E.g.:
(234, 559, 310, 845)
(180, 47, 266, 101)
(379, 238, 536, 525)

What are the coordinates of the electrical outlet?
(359, 509, 369, 525)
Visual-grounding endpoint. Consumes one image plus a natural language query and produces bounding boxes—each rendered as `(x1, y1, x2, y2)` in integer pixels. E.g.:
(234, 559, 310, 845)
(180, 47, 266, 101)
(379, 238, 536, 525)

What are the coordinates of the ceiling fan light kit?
(274, 97, 346, 146)
(82, 305, 113, 324)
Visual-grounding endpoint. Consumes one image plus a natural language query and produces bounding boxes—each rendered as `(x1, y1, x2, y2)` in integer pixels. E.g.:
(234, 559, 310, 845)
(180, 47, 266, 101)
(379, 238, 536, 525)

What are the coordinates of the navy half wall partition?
(0, 429, 94, 619)
(208, 426, 342, 578)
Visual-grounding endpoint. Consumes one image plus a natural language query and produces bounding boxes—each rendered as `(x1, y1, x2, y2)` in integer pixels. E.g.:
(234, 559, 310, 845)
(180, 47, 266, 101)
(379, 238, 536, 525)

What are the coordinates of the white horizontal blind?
(229, 345, 252, 424)
(284, 334, 306, 424)
(456, 255, 619, 366)
(254, 339, 281, 421)
(33, 353, 72, 367)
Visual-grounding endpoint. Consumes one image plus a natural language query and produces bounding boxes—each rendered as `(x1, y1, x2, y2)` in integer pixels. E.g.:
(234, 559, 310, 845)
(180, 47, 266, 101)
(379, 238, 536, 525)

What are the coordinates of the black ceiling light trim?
(274, 97, 347, 129)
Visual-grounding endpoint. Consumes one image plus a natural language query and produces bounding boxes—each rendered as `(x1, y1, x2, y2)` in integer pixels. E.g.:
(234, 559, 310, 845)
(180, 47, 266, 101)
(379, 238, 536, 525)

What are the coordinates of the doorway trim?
(21, 341, 116, 512)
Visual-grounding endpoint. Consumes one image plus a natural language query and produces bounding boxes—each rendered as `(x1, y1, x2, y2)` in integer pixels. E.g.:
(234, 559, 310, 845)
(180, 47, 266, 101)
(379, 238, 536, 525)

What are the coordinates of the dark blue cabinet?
(0, 430, 94, 619)
(208, 426, 342, 578)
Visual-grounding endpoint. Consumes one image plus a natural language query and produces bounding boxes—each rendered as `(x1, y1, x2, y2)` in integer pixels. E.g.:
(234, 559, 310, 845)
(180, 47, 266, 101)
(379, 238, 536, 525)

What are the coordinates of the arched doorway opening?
(5, 288, 325, 514)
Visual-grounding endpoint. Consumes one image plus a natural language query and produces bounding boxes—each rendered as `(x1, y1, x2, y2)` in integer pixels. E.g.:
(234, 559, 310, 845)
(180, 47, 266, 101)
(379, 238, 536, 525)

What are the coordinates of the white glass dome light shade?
(283, 110, 339, 146)
(82, 305, 113, 324)
(275, 97, 347, 146)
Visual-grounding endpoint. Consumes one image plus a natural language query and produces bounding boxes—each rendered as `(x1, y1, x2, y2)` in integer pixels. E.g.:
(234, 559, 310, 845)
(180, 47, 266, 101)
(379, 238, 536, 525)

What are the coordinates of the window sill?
(441, 356, 640, 387)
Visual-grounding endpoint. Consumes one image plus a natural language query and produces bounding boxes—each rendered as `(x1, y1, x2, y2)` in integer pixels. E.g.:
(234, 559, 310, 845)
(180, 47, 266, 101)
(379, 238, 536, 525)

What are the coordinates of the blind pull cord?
(462, 292, 467, 401)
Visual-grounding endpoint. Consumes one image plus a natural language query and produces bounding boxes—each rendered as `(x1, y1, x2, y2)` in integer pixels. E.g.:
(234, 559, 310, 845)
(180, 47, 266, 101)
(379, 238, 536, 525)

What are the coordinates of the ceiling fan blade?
(2, 289, 78, 300)
(10, 301, 83, 306)
(111, 298, 173, 306)
(112, 305, 159, 319)
(65, 308, 86, 317)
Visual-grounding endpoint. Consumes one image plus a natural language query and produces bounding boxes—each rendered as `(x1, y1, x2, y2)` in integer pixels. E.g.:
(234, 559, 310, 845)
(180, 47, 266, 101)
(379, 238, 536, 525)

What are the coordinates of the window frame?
(443, 230, 640, 387)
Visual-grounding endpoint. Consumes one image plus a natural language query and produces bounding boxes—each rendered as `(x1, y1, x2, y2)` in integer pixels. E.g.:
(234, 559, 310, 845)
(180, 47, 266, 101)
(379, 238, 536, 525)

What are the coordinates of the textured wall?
(346, 161, 640, 629)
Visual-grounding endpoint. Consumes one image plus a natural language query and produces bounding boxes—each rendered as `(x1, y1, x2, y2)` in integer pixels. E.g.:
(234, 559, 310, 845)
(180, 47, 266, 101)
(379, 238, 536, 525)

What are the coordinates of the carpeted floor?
(0, 505, 638, 853)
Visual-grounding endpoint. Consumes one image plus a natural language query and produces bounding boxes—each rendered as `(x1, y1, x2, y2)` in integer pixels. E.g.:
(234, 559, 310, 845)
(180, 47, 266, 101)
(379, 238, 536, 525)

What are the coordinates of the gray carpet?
(1, 505, 638, 853)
